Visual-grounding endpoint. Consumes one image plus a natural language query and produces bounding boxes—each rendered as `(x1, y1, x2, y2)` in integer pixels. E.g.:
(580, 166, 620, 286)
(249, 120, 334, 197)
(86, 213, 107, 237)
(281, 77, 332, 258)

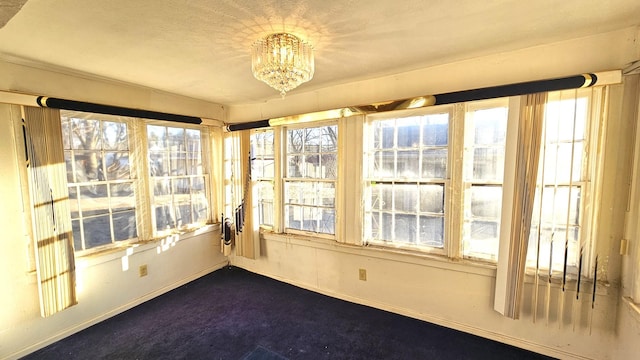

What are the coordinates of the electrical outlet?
(139, 264, 148, 277)
(359, 268, 367, 281)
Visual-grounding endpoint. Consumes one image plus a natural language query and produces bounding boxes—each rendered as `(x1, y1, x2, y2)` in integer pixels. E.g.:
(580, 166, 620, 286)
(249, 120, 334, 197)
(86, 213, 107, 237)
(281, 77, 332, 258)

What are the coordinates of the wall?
(0, 81, 228, 359)
(232, 26, 640, 360)
(0, 59, 226, 122)
(229, 26, 640, 123)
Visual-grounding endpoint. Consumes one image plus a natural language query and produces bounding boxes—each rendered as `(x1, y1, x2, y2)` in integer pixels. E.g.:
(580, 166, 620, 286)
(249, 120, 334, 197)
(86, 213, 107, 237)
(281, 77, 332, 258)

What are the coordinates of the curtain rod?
(226, 70, 621, 131)
(0, 91, 202, 125)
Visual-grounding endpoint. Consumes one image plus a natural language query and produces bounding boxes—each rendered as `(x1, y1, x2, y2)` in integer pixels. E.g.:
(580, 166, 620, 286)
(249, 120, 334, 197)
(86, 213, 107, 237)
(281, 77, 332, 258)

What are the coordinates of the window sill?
(260, 230, 497, 277)
(75, 224, 219, 268)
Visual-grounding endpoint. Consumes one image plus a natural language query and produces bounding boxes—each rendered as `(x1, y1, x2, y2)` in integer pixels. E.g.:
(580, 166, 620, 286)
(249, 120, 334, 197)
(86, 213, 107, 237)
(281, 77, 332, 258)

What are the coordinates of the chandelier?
(251, 33, 314, 98)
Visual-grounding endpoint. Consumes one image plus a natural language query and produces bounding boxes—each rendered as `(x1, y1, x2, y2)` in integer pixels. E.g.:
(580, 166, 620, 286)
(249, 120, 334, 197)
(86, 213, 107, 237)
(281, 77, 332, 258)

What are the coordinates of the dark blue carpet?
(22, 266, 554, 359)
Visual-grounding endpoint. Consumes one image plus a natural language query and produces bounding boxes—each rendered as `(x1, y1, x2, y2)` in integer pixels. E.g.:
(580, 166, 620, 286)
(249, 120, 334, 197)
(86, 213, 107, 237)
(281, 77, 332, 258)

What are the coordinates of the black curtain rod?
(226, 73, 598, 131)
(37, 96, 202, 125)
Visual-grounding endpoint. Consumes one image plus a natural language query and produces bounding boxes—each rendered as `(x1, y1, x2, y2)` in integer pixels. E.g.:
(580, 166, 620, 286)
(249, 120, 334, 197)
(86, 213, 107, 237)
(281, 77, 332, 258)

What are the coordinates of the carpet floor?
(22, 266, 554, 360)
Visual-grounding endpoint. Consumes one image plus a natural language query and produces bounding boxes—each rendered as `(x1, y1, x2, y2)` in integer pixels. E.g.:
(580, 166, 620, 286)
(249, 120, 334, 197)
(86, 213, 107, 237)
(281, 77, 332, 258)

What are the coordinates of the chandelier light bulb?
(251, 33, 314, 98)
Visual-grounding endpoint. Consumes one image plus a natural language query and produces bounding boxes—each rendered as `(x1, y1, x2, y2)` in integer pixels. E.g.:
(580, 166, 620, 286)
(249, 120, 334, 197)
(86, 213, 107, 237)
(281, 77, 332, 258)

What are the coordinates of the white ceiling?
(1, 0, 639, 107)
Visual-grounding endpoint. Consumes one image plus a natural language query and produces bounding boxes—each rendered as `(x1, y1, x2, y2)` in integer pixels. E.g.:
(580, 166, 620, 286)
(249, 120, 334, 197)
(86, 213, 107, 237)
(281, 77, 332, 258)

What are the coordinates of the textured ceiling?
(0, 0, 639, 106)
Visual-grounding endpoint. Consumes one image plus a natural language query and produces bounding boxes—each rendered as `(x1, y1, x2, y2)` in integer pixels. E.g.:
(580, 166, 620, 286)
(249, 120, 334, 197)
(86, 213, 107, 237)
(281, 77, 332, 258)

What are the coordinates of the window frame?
(282, 120, 339, 239)
(362, 105, 455, 256)
(59, 112, 214, 255)
(145, 121, 211, 237)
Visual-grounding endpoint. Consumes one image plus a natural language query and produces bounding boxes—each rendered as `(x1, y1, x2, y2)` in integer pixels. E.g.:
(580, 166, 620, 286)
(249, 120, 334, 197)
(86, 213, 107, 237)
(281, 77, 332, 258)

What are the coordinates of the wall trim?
(8, 260, 228, 360)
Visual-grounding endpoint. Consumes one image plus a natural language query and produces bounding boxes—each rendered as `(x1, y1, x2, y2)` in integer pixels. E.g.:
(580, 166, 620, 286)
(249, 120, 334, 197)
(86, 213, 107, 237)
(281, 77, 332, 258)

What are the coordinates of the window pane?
(397, 150, 419, 178)
(154, 179, 171, 197)
(472, 147, 504, 182)
(470, 185, 502, 218)
(71, 119, 102, 150)
(110, 183, 135, 212)
(287, 129, 304, 153)
(373, 151, 394, 178)
(472, 108, 507, 145)
(421, 149, 447, 179)
(103, 121, 128, 150)
(287, 155, 304, 177)
(419, 215, 444, 247)
(370, 184, 393, 211)
(155, 205, 175, 231)
(394, 184, 417, 212)
(147, 125, 167, 149)
(105, 152, 130, 180)
(321, 126, 338, 152)
(83, 215, 111, 248)
(74, 151, 104, 181)
(542, 142, 583, 184)
(419, 184, 444, 213)
(192, 198, 209, 224)
(79, 184, 109, 216)
(64, 151, 74, 182)
(149, 151, 169, 176)
(422, 114, 449, 146)
(395, 213, 417, 243)
(72, 220, 82, 250)
(397, 117, 420, 148)
(186, 129, 201, 152)
(319, 182, 336, 207)
(464, 220, 500, 260)
(175, 203, 193, 227)
(528, 225, 580, 269)
(68, 186, 79, 219)
(538, 186, 581, 226)
(187, 151, 202, 175)
(113, 210, 137, 241)
(321, 153, 338, 179)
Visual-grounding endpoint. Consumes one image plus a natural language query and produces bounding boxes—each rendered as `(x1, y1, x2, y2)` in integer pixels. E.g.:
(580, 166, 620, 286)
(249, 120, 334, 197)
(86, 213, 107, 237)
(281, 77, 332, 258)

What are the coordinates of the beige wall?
(1, 26, 640, 360)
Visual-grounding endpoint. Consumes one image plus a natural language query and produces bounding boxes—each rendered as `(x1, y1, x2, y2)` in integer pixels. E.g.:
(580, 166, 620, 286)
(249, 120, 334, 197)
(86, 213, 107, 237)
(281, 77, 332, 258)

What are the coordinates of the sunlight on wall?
(121, 246, 136, 272)
(157, 234, 180, 253)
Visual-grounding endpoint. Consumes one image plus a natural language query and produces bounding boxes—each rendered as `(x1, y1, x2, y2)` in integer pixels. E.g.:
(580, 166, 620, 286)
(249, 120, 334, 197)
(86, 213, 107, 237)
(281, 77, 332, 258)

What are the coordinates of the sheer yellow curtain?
(23, 106, 77, 317)
(227, 130, 259, 259)
(494, 93, 547, 319)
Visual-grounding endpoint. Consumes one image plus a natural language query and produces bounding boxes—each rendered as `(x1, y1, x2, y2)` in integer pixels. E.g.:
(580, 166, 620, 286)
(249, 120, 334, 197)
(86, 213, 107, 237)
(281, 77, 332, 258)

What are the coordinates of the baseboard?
(9, 260, 227, 360)
(248, 270, 593, 360)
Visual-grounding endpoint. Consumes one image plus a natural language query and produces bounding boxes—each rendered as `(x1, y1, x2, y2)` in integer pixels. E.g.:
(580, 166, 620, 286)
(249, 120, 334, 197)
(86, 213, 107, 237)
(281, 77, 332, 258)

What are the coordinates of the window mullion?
(273, 126, 284, 233)
(448, 103, 465, 259)
(133, 120, 153, 240)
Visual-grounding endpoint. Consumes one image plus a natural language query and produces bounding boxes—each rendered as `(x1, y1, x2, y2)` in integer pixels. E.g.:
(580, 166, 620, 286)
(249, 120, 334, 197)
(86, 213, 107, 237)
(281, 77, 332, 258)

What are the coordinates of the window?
(60, 111, 212, 253)
(462, 103, 509, 261)
(364, 110, 450, 251)
(284, 123, 338, 235)
(62, 112, 138, 251)
(148, 125, 208, 234)
(251, 129, 275, 227)
(360, 91, 599, 264)
(527, 89, 595, 274)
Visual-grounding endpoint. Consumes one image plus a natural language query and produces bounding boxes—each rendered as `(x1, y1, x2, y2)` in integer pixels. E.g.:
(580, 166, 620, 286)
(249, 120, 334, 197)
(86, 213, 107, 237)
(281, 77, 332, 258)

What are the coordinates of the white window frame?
(362, 106, 454, 256)
(146, 122, 211, 237)
(57, 112, 214, 255)
(281, 120, 339, 239)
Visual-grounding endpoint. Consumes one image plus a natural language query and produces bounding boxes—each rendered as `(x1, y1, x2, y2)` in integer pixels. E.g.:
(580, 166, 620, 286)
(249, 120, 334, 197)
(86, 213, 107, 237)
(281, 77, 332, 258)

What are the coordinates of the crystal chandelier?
(251, 33, 314, 98)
